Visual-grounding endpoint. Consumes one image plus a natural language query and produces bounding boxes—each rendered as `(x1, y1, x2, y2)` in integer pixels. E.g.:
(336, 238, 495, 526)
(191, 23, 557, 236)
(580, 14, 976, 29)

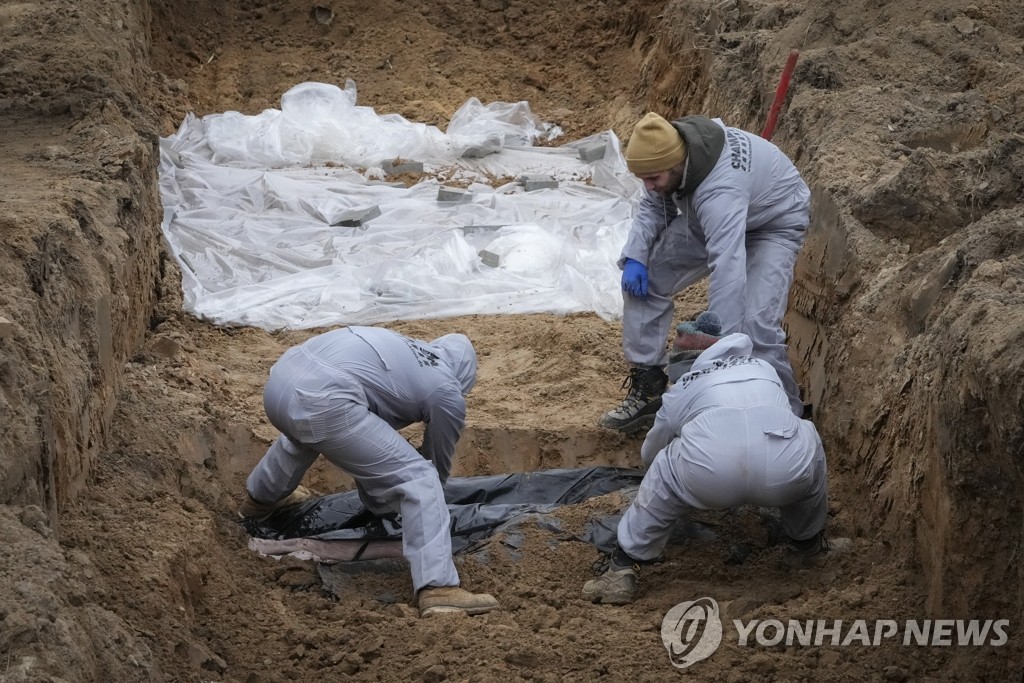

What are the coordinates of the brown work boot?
(582, 565, 639, 605)
(417, 586, 500, 617)
(582, 549, 641, 605)
(238, 485, 316, 521)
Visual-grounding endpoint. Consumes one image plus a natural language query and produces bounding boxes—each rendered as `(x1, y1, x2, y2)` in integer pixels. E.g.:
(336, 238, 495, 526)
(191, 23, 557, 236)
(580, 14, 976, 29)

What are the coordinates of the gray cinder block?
(461, 145, 495, 158)
(438, 186, 472, 203)
(0, 316, 11, 339)
(462, 225, 504, 235)
(461, 135, 502, 159)
(519, 174, 558, 191)
(380, 159, 424, 175)
(332, 205, 382, 227)
(577, 140, 607, 162)
(478, 250, 500, 268)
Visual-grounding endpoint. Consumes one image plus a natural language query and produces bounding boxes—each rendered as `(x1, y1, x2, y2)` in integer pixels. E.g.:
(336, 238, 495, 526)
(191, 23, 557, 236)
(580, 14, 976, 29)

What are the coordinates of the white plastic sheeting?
(158, 80, 642, 330)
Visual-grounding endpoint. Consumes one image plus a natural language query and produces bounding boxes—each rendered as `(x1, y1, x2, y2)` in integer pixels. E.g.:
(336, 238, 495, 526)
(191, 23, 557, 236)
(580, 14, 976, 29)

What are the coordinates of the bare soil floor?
(1, 0, 1023, 681)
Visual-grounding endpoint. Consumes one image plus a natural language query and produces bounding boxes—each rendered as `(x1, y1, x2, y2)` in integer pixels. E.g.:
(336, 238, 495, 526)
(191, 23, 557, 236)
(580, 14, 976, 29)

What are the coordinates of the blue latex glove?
(621, 258, 649, 298)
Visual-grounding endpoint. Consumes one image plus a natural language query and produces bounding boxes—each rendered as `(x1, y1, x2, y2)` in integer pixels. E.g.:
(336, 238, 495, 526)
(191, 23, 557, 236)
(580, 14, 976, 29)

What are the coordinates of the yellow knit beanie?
(625, 112, 686, 175)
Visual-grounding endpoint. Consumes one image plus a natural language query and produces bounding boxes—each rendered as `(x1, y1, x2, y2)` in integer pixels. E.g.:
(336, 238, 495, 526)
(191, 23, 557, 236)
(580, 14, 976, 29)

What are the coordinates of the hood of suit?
(429, 333, 478, 396)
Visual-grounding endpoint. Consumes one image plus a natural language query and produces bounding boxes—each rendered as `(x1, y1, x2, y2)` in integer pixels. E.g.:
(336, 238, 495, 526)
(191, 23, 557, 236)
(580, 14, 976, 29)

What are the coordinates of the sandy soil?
(1, 0, 1023, 681)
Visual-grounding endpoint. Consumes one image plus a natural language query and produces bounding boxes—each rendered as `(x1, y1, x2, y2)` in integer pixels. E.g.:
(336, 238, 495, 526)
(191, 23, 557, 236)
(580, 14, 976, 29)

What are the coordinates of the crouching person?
(240, 325, 499, 618)
(584, 320, 847, 605)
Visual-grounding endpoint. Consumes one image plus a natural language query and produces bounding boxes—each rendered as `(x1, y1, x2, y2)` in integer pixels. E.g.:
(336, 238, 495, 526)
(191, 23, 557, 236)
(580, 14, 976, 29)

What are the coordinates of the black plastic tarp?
(240, 466, 644, 554)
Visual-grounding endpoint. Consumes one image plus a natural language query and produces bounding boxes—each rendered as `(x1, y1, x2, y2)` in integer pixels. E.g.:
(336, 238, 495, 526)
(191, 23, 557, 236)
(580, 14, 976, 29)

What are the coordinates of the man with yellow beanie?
(599, 112, 810, 433)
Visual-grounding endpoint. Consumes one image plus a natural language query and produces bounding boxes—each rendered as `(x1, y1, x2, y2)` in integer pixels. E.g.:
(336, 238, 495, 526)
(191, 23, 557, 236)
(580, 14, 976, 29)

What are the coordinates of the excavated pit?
(1, 0, 1022, 681)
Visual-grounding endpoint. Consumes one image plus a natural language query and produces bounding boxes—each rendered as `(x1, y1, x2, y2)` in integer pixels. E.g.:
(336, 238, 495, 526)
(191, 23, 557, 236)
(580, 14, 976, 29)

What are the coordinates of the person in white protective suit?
(584, 320, 848, 605)
(600, 112, 810, 434)
(239, 326, 499, 618)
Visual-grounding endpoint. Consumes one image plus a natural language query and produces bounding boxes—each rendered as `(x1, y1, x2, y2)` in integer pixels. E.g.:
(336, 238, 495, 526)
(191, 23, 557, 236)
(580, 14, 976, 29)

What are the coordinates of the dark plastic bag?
(241, 466, 644, 553)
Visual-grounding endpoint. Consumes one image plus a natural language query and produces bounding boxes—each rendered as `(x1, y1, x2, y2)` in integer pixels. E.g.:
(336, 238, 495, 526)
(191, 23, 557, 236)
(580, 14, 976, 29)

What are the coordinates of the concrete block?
(461, 145, 496, 159)
(462, 224, 504, 235)
(380, 159, 424, 175)
(461, 135, 502, 159)
(0, 316, 11, 339)
(438, 186, 472, 203)
(332, 205, 381, 227)
(519, 174, 558, 191)
(478, 250, 501, 268)
(577, 139, 607, 162)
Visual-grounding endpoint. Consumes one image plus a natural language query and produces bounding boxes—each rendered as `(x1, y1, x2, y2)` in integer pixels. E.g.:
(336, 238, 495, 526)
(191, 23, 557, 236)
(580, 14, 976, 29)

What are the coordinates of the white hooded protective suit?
(619, 116, 810, 415)
(617, 333, 829, 561)
(246, 326, 477, 591)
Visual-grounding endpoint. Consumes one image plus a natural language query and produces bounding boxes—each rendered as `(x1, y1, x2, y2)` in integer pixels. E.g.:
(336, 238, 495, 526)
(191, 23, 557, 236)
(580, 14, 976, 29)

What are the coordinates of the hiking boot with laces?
(781, 532, 852, 569)
(599, 365, 668, 434)
(238, 485, 316, 521)
(582, 554, 640, 605)
(417, 586, 500, 617)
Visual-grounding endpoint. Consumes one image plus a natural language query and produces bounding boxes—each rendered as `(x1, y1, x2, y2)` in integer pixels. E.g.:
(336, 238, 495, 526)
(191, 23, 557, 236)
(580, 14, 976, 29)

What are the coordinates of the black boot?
(599, 366, 668, 433)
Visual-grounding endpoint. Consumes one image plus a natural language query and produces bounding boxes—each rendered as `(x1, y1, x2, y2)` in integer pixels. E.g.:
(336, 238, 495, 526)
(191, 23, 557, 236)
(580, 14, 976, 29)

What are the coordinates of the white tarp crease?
(159, 80, 641, 330)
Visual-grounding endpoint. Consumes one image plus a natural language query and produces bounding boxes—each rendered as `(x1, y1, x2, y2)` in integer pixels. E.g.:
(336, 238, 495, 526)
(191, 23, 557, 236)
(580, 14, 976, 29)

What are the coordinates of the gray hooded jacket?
(620, 116, 810, 333)
(640, 332, 788, 467)
(295, 326, 477, 482)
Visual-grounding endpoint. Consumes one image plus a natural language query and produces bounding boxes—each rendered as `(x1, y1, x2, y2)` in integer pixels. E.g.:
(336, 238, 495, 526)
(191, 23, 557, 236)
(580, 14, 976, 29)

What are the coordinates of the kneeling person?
(585, 321, 845, 605)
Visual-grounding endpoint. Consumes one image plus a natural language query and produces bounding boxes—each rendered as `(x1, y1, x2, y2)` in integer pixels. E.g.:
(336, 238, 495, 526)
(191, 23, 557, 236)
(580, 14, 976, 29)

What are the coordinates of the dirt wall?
(0, 1, 173, 678)
(0, 1, 169, 520)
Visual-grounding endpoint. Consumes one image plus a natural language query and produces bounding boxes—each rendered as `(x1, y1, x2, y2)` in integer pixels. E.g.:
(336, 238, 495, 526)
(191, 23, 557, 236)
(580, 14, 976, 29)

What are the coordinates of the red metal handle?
(761, 50, 800, 140)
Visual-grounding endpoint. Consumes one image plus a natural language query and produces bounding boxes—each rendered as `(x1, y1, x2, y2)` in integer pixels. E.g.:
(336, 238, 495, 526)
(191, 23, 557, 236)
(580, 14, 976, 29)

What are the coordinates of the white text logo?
(734, 619, 1009, 647)
(662, 600, 1010, 670)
